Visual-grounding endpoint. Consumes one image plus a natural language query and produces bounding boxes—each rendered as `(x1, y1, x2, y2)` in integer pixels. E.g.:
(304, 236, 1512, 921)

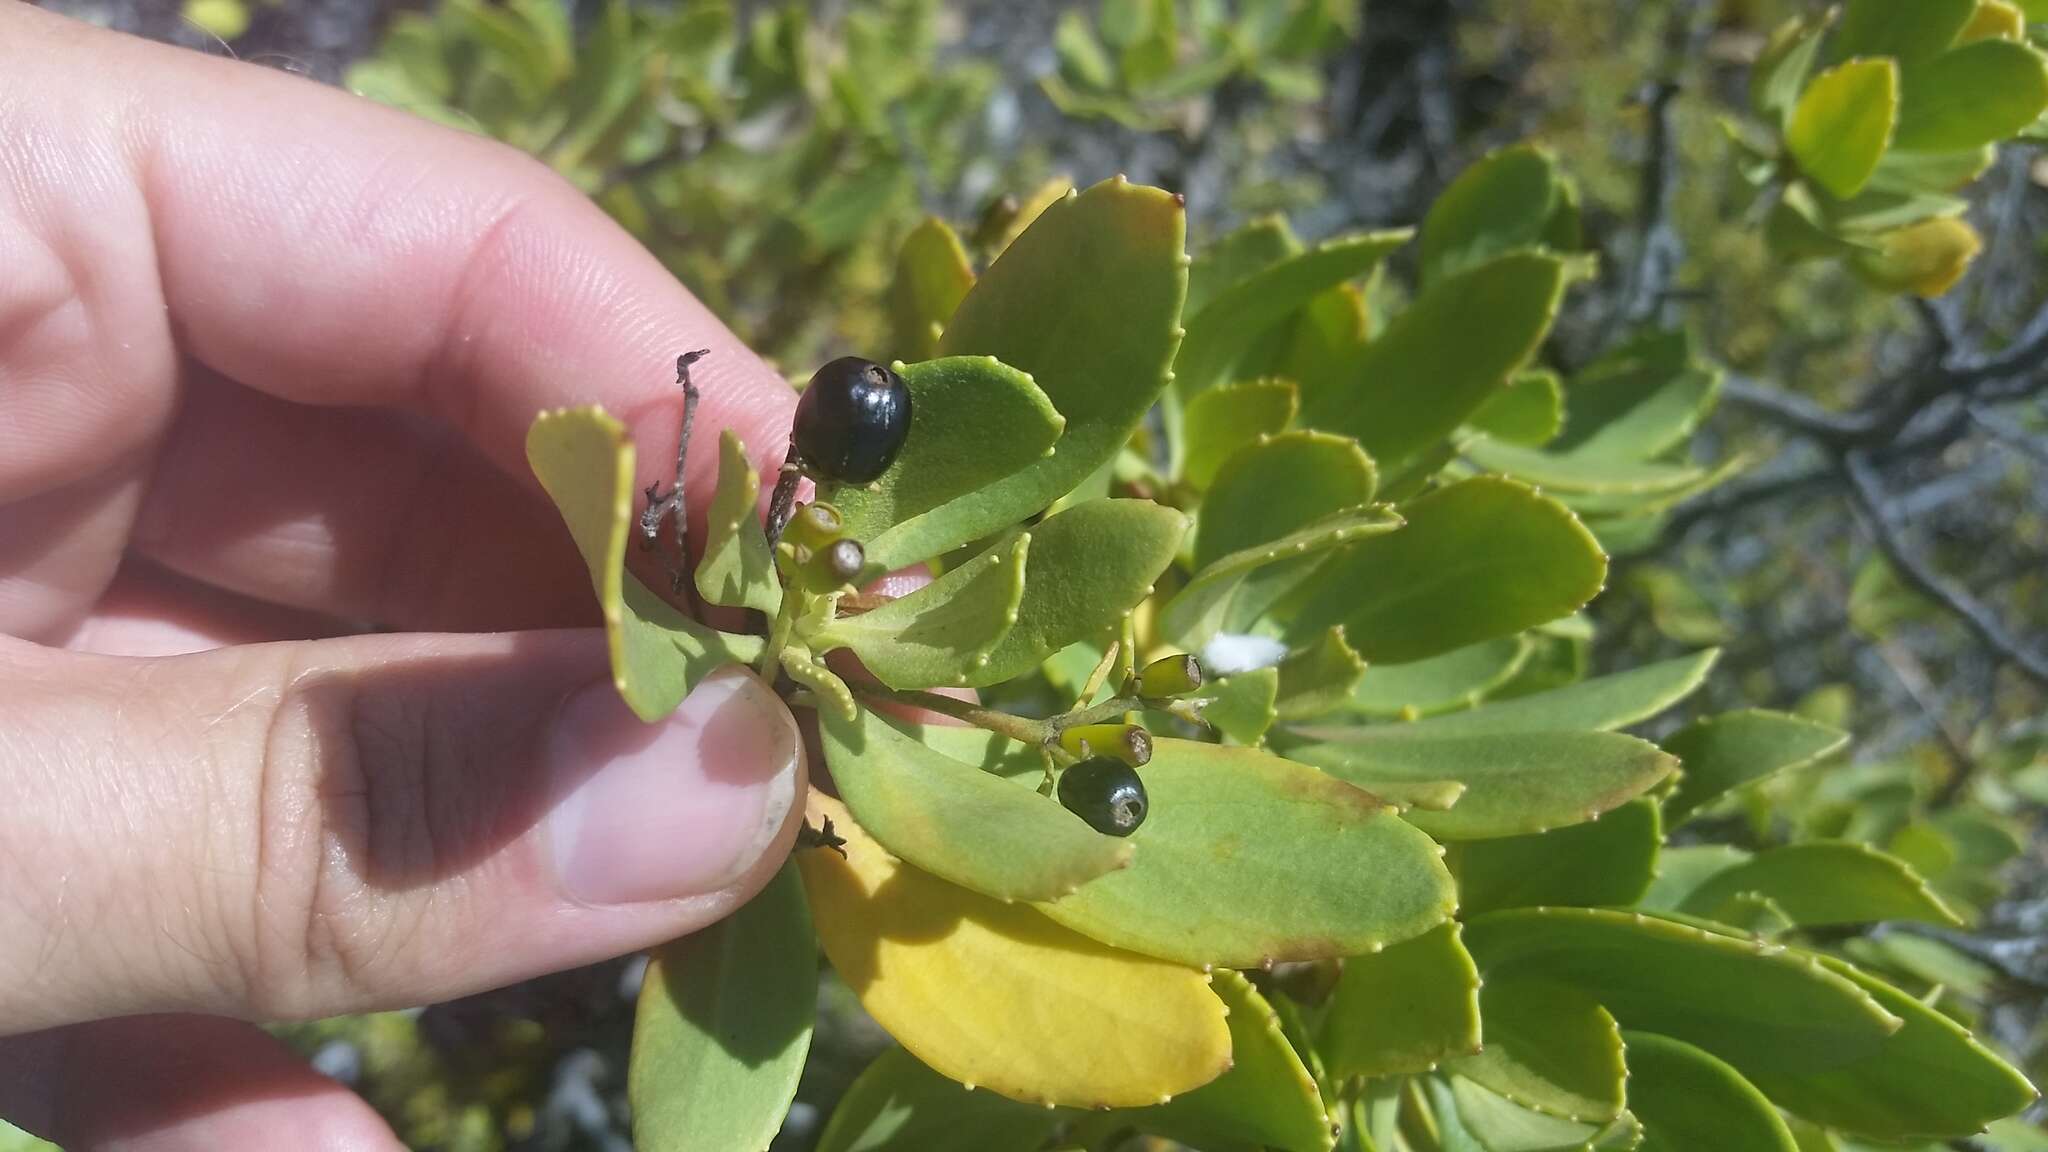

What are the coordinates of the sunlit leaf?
(1661, 709, 1848, 823)
(782, 644, 857, 721)
(631, 863, 814, 1152)
(695, 430, 780, 616)
(1198, 431, 1378, 569)
(1275, 626, 1367, 721)
(1635, 845, 1754, 913)
(1468, 370, 1564, 446)
(1677, 842, 1961, 928)
(1421, 144, 1563, 284)
(1893, 39, 2048, 152)
(1835, 0, 1974, 64)
(1453, 799, 1662, 914)
(1187, 215, 1302, 314)
(1463, 909, 1900, 1083)
(1283, 478, 1607, 664)
(813, 534, 1028, 689)
(1446, 980, 1626, 1123)
(1159, 505, 1404, 648)
(1621, 1031, 1798, 1152)
(1203, 666, 1281, 745)
(1183, 378, 1301, 490)
(1345, 650, 1719, 738)
(937, 177, 1186, 531)
(1320, 922, 1481, 1079)
(1345, 637, 1532, 717)
(797, 794, 1230, 1108)
(821, 707, 1130, 903)
(527, 407, 762, 721)
(1752, 13, 1831, 124)
(1038, 739, 1457, 967)
(1289, 728, 1675, 840)
(1851, 217, 1983, 297)
(888, 218, 976, 362)
(1443, 1076, 1606, 1151)
(1787, 59, 1898, 200)
(1127, 970, 1336, 1152)
(828, 356, 1064, 573)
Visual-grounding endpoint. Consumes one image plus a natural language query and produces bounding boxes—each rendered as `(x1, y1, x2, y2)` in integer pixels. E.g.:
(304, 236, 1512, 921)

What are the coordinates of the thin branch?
(1841, 451, 2048, 687)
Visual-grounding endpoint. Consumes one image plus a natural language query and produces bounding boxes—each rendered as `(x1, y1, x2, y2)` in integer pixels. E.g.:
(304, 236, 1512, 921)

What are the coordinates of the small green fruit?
(1057, 757, 1148, 837)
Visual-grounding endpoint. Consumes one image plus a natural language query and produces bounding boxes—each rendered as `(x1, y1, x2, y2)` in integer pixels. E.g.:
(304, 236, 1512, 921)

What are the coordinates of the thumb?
(0, 630, 804, 1034)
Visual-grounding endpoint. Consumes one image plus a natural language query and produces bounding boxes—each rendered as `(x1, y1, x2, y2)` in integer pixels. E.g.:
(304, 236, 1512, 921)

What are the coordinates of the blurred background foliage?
(13, 0, 2048, 1148)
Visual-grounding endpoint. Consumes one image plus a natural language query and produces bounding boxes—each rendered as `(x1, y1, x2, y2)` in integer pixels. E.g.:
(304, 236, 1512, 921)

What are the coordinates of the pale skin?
(0, 5, 830, 1146)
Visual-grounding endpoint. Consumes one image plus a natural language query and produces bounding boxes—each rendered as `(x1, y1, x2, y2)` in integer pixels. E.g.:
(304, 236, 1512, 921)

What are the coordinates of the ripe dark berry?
(1058, 757, 1149, 837)
(794, 357, 911, 485)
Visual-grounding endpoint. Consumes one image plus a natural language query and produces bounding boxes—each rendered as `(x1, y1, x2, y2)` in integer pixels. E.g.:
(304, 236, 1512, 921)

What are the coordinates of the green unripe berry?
(802, 538, 866, 591)
(1057, 757, 1148, 837)
(1057, 723, 1152, 767)
(785, 501, 847, 552)
(1136, 653, 1204, 698)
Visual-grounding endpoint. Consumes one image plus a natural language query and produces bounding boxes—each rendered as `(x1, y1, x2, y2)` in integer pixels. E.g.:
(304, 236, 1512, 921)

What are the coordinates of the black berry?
(794, 357, 912, 485)
(1058, 757, 1149, 837)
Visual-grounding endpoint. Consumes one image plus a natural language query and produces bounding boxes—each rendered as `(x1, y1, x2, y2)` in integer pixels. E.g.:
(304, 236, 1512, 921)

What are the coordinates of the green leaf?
(782, 644, 857, 722)
(1622, 1032, 1798, 1152)
(1453, 799, 1662, 915)
(1276, 627, 1367, 721)
(1421, 144, 1563, 284)
(889, 218, 976, 362)
(1552, 330, 1722, 463)
(631, 862, 815, 1152)
(1835, 0, 1974, 65)
(1320, 922, 1481, 1078)
(1893, 39, 2048, 152)
(1468, 370, 1564, 446)
(1159, 506, 1405, 647)
(1351, 647, 1720, 733)
(1054, 8, 1117, 91)
(822, 707, 1131, 903)
(1346, 637, 1532, 717)
(1128, 970, 1336, 1152)
(1446, 980, 1626, 1123)
(1198, 431, 1378, 569)
(816, 1047, 1059, 1152)
(1183, 378, 1300, 490)
(1635, 846, 1755, 913)
(1788, 58, 1899, 199)
(1288, 729, 1676, 840)
(1174, 231, 1411, 402)
(1463, 438, 1713, 497)
(936, 178, 1186, 529)
(1204, 666, 1281, 745)
(527, 407, 761, 721)
(1187, 215, 1302, 315)
(1445, 1076, 1608, 1151)
(1307, 253, 1567, 472)
(1746, 957, 2038, 1140)
(1869, 143, 1996, 192)
(963, 499, 1186, 687)
(1462, 909, 1900, 1081)
(1752, 14, 1832, 124)
(1039, 739, 1457, 967)
(827, 356, 1065, 573)
(696, 430, 780, 616)
(812, 534, 1028, 690)
(1677, 842, 1961, 928)
(1283, 478, 1608, 664)
(1661, 710, 1848, 823)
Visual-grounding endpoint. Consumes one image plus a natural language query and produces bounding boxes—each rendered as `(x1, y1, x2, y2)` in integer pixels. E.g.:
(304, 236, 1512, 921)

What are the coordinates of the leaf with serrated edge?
(1467, 370, 1564, 446)
(1420, 144, 1563, 285)
(1346, 637, 1532, 717)
(695, 430, 780, 615)
(825, 356, 1063, 573)
(527, 407, 761, 720)
(1301, 650, 1720, 740)
(1637, 845, 1756, 913)
(1463, 438, 1712, 496)
(1788, 59, 1898, 200)
(1446, 980, 1626, 1123)
(1283, 478, 1607, 664)
(1320, 922, 1481, 1079)
(1203, 667, 1280, 746)
(820, 707, 1130, 903)
(631, 862, 814, 1152)
(1447, 1075, 1607, 1150)
(1037, 738, 1456, 968)
(962, 499, 1186, 688)
(1275, 626, 1367, 721)
(1462, 908, 1900, 1083)
(781, 645, 856, 721)
(933, 178, 1185, 546)
(1174, 231, 1410, 401)
(1288, 728, 1676, 840)
(1126, 970, 1336, 1152)
(813, 534, 1028, 690)
(1159, 505, 1405, 647)
(1197, 430, 1378, 569)
(1748, 957, 2039, 1140)
(1183, 378, 1300, 490)
(815, 1046, 1059, 1152)
(796, 793, 1230, 1109)
(888, 217, 976, 363)
(1662, 709, 1847, 823)
(1626, 1032, 1798, 1152)
(1452, 799, 1662, 915)
(1678, 841, 1961, 928)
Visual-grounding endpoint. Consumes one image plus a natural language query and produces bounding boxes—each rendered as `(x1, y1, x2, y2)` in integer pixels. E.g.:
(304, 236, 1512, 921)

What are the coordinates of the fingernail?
(547, 666, 801, 906)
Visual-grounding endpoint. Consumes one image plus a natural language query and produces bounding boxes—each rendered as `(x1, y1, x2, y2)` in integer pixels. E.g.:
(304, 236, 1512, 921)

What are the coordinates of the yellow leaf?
(1959, 0, 2026, 43)
(1787, 58, 1898, 200)
(797, 794, 1232, 1108)
(1854, 218, 1984, 297)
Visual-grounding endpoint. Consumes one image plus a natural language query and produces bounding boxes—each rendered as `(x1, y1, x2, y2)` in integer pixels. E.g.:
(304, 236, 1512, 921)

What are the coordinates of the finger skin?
(0, 4, 797, 638)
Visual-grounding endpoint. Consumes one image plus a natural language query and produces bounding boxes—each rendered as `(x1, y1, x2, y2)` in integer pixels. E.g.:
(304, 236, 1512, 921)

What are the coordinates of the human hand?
(0, 7, 808, 1146)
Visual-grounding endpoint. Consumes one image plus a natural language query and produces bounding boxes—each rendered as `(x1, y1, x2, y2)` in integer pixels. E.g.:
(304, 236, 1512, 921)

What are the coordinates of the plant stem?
(849, 684, 1048, 745)
(758, 588, 801, 680)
